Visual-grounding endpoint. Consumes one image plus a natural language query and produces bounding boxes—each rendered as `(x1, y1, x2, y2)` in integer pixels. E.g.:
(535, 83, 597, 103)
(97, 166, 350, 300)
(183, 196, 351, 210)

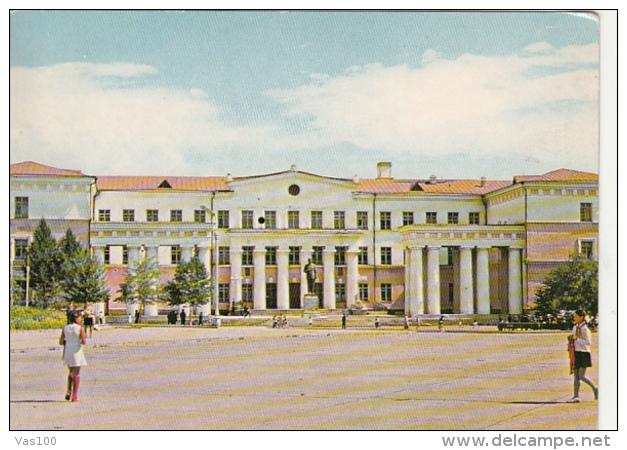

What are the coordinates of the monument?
(302, 258, 319, 311)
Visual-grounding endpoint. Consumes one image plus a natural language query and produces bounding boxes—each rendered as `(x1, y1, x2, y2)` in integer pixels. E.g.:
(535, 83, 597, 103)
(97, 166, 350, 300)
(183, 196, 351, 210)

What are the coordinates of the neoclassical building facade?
(10, 161, 599, 316)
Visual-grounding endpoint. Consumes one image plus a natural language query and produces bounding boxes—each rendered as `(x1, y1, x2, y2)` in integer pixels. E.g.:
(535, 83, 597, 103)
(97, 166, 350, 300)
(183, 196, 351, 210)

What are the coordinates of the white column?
(426, 245, 441, 315)
(476, 247, 491, 315)
(300, 248, 312, 306)
(181, 244, 194, 263)
(346, 250, 359, 309)
(508, 247, 523, 315)
(459, 246, 474, 314)
(253, 249, 266, 310)
(197, 246, 210, 272)
(404, 248, 411, 315)
(277, 248, 290, 310)
(323, 248, 335, 309)
(408, 246, 424, 316)
(92, 245, 105, 265)
(230, 248, 242, 305)
(128, 245, 141, 268)
(145, 245, 159, 265)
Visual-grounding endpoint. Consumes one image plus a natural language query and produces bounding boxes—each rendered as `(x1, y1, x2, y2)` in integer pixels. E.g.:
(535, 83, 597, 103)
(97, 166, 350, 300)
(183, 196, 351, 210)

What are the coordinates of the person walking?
(403, 315, 409, 330)
(374, 317, 380, 329)
(180, 309, 186, 326)
(438, 315, 445, 332)
(59, 312, 87, 402)
(341, 312, 347, 330)
(568, 310, 598, 403)
(83, 303, 94, 338)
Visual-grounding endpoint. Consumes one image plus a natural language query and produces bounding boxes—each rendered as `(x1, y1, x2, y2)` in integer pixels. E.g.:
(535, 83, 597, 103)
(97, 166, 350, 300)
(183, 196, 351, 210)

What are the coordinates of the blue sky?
(10, 11, 600, 180)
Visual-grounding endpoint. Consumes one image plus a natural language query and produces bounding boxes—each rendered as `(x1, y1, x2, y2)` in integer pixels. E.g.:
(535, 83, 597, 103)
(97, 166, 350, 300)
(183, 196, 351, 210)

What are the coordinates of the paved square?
(10, 325, 598, 430)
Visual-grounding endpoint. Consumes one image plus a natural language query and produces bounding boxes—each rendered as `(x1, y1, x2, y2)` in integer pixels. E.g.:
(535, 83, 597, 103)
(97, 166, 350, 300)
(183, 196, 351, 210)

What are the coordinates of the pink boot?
(65, 374, 73, 401)
(71, 375, 80, 402)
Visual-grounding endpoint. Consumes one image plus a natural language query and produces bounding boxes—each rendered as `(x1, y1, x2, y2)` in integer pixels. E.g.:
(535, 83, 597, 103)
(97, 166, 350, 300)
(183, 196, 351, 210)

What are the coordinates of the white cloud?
(522, 42, 554, 54)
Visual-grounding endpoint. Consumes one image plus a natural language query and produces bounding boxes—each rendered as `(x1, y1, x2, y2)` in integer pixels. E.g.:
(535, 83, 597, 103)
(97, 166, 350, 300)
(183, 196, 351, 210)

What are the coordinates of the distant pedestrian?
(342, 312, 347, 330)
(282, 315, 288, 328)
(134, 309, 140, 324)
(198, 312, 204, 326)
(59, 312, 87, 402)
(403, 315, 409, 330)
(439, 316, 445, 332)
(374, 317, 380, 329)
(180, 309, 186, 326)
(272, 315, 278, 328)
(458, 319, 463, 329)
(308, 317, 313, 328)
(84, 303, 95, 338)
(415, 316, 420, 331)
(568, 310, 598, 403)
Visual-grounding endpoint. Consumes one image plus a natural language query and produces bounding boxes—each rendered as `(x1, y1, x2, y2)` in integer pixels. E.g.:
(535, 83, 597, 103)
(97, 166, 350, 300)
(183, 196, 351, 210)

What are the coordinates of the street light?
(200, 205, 220, 317)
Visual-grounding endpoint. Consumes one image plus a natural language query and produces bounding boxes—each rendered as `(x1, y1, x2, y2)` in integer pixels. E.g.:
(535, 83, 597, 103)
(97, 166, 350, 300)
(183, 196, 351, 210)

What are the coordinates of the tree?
(121, 258, 161, 312)
(27, 219, 63, 306)
(58, 228, 84, 260)
(164, 257, 210, 308)
(62, 255, 109, 305)
(534, 255, 598, 317)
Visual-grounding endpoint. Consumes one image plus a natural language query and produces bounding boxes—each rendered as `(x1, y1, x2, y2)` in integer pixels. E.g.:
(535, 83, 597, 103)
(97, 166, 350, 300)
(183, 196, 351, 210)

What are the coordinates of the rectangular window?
(171, 246, 181, 265)
(288, 211, 299, 229)
(242, 246, 254, 266)
(335, 284, 346, 303)
(147, 209, 159, 222)
(103, 246, 110, 265)
(265, 247, 277, 266)
(334, 211, 345, 230)
(403, 211, 414, 226)
(264, 211, 276, 229)
(312, 246, 323, 265)
(426, 212, 437, 224)
(218, 247, 230, 265)
(170, 210, 182, 222)
(14, 197, 29, 219)
(448, 212, 459, 224)
(123, 209, 135, 222)
(194, 210, 206, 223)
(219, 284, 230, 303)
(311, 211, 323, 229)
(357, 211, 368, 230)
(359, 284, 369, 302)
(242, 210, 253, 229)
(14, 239, 28, 260)
(380, 211, 392, 230)
(580, 240, 594, 259)
(335, 246, 347, 266)
(580, 203, 593, 222)
(381, 247, 392, 265)
(289, 246, 301, 266)
(218, 210, 229, 229)
(358, 247, 368, 265)
(99, 209, 111, 222)
(469, 212, 480, 225)
(242, 284, 253, 303)
(381, 283, 392, 302)
(123, 246, 128, 265)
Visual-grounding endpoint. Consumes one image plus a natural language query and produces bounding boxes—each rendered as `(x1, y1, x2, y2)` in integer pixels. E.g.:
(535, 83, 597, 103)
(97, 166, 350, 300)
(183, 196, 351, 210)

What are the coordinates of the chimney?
(290, 164, 297, 172)
(480, 176, 486, 187)
(429, 175, 437, 184)
(226, 173, 233, 182)
(377, 162, 392, 179)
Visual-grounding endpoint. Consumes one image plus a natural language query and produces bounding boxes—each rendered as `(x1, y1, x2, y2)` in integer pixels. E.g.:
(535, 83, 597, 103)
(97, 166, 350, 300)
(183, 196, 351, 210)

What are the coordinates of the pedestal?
(303, 294, 319, 311)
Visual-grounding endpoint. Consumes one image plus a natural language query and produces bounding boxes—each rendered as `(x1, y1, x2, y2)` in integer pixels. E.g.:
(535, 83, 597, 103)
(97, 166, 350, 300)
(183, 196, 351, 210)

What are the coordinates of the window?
(469, 212, 480, 225)
(426, 212, 437, 224)
(335, 284, 346, 303)
(359, 284, 369, 302)
(194, 210, 206, 223)
(123, 246, 128, 265)
(312, 246, 323, 265)
(311, 211, 323, 229)
(357, 211, 368, 230)
(381, 247, 392, 265)
(170, 210, 182, 222)
(580, 203, 593, 222)
(99, 209, 111, 222)
(264, 211, 276, 229)
(242, 284, 253, 303)
(288, 184, 301, 196)
(218, 210, 229, 229)
(288, 211, 299, 229)
(171, 246, 181, 265)
(381, 284, 392, 302)
(580, 241, 594, 259)
(380, 211, 391, 230)
(218, 247, 230, 265)
(335, 246, 347, 266)
(14, 239, 28, 260)
(14, 197, 29, 219)
(358, 247, 369, 265)
(334, 211, 345, 230)
(242, 246, 254, 266)
(242, 210, 253, 229)
(266, 247, 277, 266)
(448, 212, 459, 225)
(403, 212, 414, 226)
(147, 209, 159, 222)
(123, 209, 135, 222)
(219, 284, 230, 303)
(289, 246, 301, 266)
(104, 246, 110, 265)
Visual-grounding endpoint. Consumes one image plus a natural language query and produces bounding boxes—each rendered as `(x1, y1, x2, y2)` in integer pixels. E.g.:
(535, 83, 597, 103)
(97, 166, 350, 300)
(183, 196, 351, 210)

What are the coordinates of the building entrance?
(289, 283, 300, 309)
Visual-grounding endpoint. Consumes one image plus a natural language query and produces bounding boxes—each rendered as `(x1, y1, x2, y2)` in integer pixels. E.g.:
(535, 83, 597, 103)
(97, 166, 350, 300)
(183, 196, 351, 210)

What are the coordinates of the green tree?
(27, 219, 62, 306)
(62, 255, 109, 305)
(58, 228, 84, 260)
(534, 255, 598, 317)
(164, 257, 210, 308)
(122, 258, 161, 312)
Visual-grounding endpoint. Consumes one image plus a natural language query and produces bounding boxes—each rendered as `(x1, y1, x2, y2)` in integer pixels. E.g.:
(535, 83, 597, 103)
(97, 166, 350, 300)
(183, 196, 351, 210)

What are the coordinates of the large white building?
(10, 161, 599, 316)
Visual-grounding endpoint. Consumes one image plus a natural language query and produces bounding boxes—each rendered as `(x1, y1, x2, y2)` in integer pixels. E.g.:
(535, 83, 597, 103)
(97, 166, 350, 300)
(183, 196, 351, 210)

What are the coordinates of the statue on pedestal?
(304, 258, 317, 294)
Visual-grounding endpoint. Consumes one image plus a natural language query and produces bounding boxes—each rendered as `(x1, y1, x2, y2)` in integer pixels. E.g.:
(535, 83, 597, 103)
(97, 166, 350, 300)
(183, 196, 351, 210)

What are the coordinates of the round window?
(288, 184, 300, 196)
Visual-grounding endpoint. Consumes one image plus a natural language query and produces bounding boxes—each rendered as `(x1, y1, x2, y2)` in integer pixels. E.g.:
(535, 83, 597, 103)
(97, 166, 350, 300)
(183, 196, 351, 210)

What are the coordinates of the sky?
(9, 10, 601, 180)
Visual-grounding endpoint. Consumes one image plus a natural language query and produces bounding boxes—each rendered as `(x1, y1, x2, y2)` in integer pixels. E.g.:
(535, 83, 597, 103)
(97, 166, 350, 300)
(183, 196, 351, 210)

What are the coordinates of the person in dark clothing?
(180, 309, 186, 326)
(198, 312, 204, 326)
(341, 312, 347, 330)
(134, 309, 140, 324)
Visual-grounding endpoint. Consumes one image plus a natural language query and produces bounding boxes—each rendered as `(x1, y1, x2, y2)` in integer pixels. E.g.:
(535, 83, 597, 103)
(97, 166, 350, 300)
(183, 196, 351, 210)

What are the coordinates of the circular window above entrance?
(288, 184, 300, 196)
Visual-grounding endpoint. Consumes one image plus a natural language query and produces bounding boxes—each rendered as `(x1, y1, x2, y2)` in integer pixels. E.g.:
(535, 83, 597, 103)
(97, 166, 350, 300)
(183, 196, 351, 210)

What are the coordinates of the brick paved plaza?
(10, 324, 598, 430)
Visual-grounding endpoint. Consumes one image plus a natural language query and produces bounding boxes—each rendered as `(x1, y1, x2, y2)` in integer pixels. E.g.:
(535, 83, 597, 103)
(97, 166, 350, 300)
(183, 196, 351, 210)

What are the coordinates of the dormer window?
(158, 180, 172, 189)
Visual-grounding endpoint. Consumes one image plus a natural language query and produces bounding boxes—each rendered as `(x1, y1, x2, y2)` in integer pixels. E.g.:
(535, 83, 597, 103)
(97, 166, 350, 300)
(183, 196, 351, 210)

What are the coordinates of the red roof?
(513, 169, 598, 184)
(96, 176, 229, 192)
(10, 161, 86, 177)
(356, 179, 415, 194)
(415, 179, 512, 195)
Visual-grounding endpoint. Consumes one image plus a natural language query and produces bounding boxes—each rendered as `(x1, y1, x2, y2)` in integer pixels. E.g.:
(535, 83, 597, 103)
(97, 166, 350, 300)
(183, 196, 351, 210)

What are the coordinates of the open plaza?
(10, 321, 598, 430)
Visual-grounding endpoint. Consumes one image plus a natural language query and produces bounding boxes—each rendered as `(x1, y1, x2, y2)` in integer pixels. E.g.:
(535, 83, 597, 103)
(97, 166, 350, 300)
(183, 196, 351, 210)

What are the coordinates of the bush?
(10, 306, 66, 331)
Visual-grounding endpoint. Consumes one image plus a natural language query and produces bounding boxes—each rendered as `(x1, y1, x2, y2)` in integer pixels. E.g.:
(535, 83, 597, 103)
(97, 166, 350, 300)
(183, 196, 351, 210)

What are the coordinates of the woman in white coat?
(59, 312, 87, 402)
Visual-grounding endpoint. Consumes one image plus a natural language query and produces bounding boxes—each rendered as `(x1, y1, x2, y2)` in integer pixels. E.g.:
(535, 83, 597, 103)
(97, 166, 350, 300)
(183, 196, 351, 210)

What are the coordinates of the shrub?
(10, 306, 66, 331)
